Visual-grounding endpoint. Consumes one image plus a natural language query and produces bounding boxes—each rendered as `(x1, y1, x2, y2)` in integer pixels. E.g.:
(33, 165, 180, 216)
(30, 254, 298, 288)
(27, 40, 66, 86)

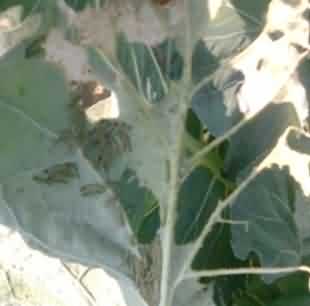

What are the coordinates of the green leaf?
(0, 53, 70, 178)
(230, 128, 310, 283)
(87, 48, 118, 90)
(191, 40, 218, 84)
(186, 109, 203, 141)
(0, 54, 137, 272)
(230, 166, 301, 282)
(270, 295, 310, 306)
(115, 169, 160, 244)
(298, 59, 310, 105)
(191, 0, 266, 135)
(276, 273, 309, 297)
(64, 0, 105, 11)
(232, 272, 309, 306)
(27, 3, 310, 306)
(88, 47, 183, 205)
(230, 0, 270, 29)
(202, 1, 263, 60)
(225, 103, 300, 180)
(175, 167, 225, 244)
(170, 167, 240, 304)
(154, 39, 183, 82)
(295, 193, 310, 260)
(117, 34, 168, 104)
(0, 1, 37, 15)
(289, 131, 310, 261)
(192, 66, 244, 137)
(219, 269, 309, 306)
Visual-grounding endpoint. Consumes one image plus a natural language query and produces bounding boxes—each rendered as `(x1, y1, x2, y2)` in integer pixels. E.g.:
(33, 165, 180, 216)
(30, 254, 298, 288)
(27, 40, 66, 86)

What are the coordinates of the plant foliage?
(0, 0, 309, 306)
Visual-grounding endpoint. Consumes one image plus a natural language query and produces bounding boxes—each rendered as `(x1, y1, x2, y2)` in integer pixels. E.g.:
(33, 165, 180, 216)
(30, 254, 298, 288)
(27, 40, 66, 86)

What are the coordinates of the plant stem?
(189, 117, 247, 167)
(160, 0, 200, 304)
(159, 0, 195, 303)
(159, 154, 180, 306)
(184, 111, 261, 181)
(184, 265, 310, 279)
(159, 98, 188, 306)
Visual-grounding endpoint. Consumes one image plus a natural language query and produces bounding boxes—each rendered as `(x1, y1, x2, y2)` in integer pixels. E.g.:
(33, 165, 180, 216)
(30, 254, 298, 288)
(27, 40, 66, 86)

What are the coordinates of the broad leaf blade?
(192, 66, 244, 136)
(225, 103, 300, 179)
(175, 167, 225, 245)
(114, 169, 160, 244)
(230, 128, 310, 282)
(0, 54, 70, 178)
(0, 54, 137, 273)
(231, 167, 300, 270)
